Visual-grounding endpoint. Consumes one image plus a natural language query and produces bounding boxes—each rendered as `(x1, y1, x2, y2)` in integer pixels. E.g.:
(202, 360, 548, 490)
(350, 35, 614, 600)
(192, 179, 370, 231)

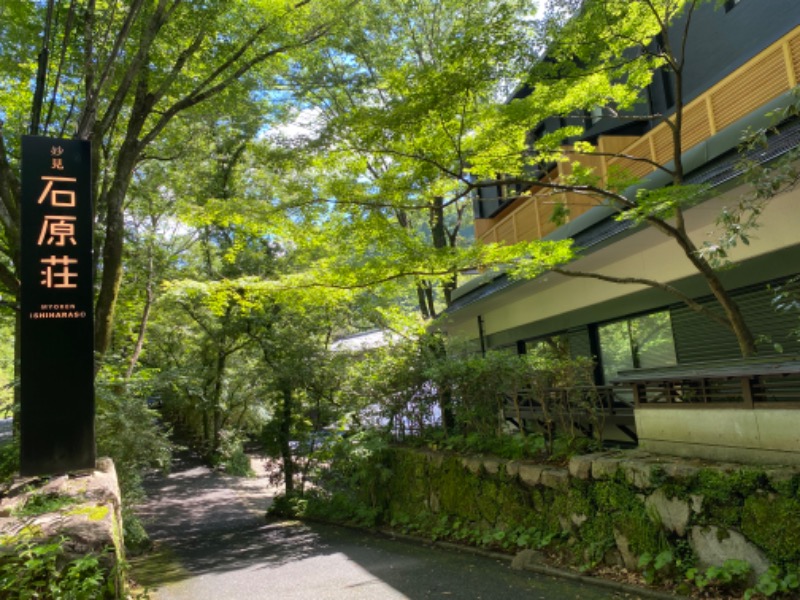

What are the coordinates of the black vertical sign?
(20, 136, 94, 475)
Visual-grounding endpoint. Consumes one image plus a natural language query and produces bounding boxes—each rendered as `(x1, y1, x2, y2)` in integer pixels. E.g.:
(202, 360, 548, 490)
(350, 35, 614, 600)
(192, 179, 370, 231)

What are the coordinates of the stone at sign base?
(0, 458, 125, 596)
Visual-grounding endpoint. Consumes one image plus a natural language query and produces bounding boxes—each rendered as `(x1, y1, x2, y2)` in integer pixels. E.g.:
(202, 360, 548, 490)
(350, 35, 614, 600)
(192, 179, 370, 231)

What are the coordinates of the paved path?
(134, 455, 639, 600)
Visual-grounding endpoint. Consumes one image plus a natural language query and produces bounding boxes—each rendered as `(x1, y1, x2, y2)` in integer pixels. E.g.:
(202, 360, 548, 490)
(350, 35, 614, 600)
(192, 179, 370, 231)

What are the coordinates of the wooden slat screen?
(477, 26, 800, 247)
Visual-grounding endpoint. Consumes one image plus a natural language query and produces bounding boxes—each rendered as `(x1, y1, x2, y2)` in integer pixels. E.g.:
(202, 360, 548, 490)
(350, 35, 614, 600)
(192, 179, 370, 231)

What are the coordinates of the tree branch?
(0, 260, 20, 298)
(565, 148, 675, 178)
(551, 266, 731, 330)
(43, 0, 77, 134)
(288, 268, 462, 291)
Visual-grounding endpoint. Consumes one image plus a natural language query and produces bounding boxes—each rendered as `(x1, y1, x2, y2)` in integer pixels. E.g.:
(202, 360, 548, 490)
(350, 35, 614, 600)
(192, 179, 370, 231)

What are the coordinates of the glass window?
(632, 312, 677, 369)
(599, 311, 676, 383)
(526, 335, 570, 360)
(599, 321, 633, 383)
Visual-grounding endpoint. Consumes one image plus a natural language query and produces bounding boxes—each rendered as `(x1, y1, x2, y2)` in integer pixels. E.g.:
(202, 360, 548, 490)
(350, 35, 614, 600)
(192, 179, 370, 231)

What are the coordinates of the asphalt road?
(134, 455, 639, 600)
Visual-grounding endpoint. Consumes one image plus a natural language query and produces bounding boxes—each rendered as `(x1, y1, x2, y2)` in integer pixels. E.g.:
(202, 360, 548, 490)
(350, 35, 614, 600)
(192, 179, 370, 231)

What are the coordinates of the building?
(439, 1, 800, 464)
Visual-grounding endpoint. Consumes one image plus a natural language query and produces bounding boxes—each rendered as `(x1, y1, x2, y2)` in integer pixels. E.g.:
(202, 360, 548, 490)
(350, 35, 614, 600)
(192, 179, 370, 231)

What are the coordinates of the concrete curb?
(379, 529, 690, 600)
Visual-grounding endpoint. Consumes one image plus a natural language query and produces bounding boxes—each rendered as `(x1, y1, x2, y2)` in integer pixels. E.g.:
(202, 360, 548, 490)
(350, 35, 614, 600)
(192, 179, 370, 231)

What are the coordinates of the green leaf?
(654, 550, 673, 570)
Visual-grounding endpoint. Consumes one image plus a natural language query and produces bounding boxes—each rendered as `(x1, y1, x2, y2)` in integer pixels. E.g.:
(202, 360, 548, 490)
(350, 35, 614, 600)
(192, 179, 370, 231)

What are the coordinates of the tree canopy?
(0, 0, 354, 357)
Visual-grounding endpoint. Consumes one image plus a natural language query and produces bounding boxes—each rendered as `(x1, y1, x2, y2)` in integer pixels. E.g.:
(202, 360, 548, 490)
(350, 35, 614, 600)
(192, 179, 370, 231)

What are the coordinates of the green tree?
(267, 0, 798, 358)
(148, 165, 281, 457)
(264, 0, 546, 319)
(155, 280, 257, 457)
(250, 292, 345, 493)
(468, 0, 800, 357)
(0, 0, 352, 366)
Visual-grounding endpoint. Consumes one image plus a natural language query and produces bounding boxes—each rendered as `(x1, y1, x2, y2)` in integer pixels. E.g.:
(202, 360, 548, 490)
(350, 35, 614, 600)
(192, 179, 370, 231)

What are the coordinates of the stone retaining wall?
(376, 448, 800, 582)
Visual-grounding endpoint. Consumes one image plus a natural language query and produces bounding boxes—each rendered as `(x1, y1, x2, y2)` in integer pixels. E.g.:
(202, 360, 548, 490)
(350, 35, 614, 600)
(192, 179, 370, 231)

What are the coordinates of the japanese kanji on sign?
(20, 136, 94, 475)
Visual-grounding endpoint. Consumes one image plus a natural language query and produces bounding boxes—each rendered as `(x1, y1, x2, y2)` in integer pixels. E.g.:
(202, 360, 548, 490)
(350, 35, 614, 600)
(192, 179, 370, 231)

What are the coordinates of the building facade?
(440, 1, 800, 463)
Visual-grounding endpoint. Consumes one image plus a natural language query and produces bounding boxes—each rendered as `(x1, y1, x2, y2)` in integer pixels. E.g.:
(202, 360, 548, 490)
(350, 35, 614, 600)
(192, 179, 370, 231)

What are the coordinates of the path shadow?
(133, 452, 346, 587)
(133, 451, 626, 600)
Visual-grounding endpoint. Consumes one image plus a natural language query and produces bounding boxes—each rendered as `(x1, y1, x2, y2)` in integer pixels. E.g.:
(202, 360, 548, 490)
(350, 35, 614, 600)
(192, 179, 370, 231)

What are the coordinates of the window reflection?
(599, 311, 677, 383)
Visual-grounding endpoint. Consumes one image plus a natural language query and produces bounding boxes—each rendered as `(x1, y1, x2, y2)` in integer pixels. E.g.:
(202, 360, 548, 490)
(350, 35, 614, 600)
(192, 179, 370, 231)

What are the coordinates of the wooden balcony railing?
(503, 385, 637, 443)
(476, 25, 800, 246)
(612, 359, 800, 408)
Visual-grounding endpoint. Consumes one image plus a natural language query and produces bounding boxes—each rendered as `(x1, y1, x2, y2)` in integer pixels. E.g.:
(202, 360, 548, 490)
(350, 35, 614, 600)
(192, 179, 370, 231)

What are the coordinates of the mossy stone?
(68, 504, 110, 521)
(741, 494, 800, 563)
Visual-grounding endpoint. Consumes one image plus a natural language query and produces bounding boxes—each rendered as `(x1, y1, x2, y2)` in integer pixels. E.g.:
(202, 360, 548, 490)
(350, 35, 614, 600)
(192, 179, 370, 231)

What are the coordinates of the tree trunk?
(650, 11, 757, 358)
(416, 285, 432, 320)
(211, 349, 227, 455)
(693, 258, 758, 356)
(124, 263, 154, 380)
(429, 196, 457, 308)
(93, 120, 144, 365)
(279, 387, 295, 494)
(202, 408, 210, 453)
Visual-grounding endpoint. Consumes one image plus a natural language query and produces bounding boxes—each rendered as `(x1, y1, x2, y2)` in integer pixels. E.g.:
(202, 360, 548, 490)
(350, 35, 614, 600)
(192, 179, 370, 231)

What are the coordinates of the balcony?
(476, 25, 800, 246)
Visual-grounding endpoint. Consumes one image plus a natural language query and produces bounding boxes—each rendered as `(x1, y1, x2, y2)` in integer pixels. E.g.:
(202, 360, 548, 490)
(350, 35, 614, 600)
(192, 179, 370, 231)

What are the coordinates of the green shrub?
(686, 559, 751, 596)
(214, 430, 254, 477)
(122, 507, 152, 556)
(0, 536, 109, 600)
(0, 441, 18, 484)
(639, 549, 676, 585)
(267, 492, 309, 518)
(427, 432, 546, 460)
(746, 564, 800, 599)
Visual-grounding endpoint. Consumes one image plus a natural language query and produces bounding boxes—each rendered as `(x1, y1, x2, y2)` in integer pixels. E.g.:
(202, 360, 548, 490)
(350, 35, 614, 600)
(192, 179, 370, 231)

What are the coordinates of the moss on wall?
(688, 468, 767, 529)
(742, 494, 800, 563)
(67, 505, 111, 524)
(353, 447, 800, 580)
(589, 475, 666, 559)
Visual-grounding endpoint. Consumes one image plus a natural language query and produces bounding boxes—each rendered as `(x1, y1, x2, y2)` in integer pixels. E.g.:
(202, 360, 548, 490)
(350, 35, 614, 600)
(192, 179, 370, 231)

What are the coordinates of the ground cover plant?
(0, 535, 113, 600)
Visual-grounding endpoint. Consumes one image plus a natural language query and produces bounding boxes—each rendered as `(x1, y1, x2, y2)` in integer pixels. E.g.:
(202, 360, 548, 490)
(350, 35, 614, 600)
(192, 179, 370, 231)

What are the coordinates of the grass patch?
(13, 492, 81, 517)
(128, 544, 190, 590)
